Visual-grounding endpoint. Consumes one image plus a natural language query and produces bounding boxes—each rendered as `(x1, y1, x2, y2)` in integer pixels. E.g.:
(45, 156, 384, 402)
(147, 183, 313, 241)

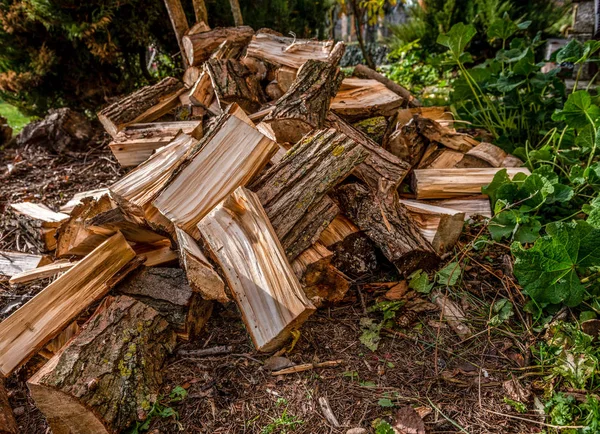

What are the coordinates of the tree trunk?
(28, 295, 177, 434)
(163, 0, 190, 68)
(350, 1, 374, 69)
(182, 26, 254, 67)
(206, 59, 265, 113)
(333, 183, 439, 276)
(97, 77, 184, 138)
(229, 0, 244, 26)
(262, 60, 343, 144)
(192, 0, 208, 24)
(250, 128, 369, 259)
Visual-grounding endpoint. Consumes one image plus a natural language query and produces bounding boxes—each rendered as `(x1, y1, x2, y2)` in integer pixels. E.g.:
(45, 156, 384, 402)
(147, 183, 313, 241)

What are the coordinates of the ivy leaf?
(512, 221, 600, 307)
(435, 262, 461, 286)
(553, 91, 600, 129)
(437, 23, 476, 60)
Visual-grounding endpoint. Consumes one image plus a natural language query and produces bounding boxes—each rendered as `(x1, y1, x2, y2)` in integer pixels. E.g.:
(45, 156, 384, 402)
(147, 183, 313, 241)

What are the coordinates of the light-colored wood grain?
(153, 114, 277, 238)
(429, 198, 492, 219)
(331, 78, 402, 120)
(198, 187, 315, 352)
(60, 188, 110, 214)
(10, 203, 68, 226)
(245, 32, 334, 69)
(412, 168, 531, 199)
(9, 260, 77, 285)
(134, 240, 178, 267)
(0, 252, 44, 278)
(318, 215, 359, 248)
(0, 232, 136, 376)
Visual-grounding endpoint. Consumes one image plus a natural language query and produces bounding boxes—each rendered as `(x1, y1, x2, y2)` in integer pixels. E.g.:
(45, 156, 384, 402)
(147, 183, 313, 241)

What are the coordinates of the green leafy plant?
(489, 298, 514, 326)
(127, 386, 188, 433)
(372, 418, 395, 434)
(261, 401, 304, 434)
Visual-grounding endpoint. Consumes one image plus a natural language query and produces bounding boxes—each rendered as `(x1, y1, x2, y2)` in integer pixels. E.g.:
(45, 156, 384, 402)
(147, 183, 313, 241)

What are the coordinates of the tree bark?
(182, 26, 254, 66)
(262, 60, 343, 144)
(350, 0, 374, 69)
(206, 59, 265, 113)
(192, 0, 208, 24)
(333, 183, 439, 276)
(229, 0, 244, 26)
(250, 128, 369, 258)
(28, 295, 177, 434)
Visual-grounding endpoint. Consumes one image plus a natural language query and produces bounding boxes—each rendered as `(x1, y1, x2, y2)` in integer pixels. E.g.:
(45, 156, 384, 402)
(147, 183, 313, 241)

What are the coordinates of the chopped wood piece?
(28, 295, 176, 434)
(429, 198, 492, 219)
(175, 227, 228, 303)
(246, 32, 335, 69)
(291, 241, 333, 278)
(9, 260, 77, 285)
(187, 21, 210, 36)
(153, 113, 277, 238)
(326, 112, 410, 194)
(415, 117, 478, 153)
(0, 232, 136, 376)
(109, 120, 202, 167)
(8, 203, 68, 251)
(206, 59, 265, 113)
(164, 0, 189, 68)
(97, 77, 185, 138)
(412, 168, 531, 199)
(383, 116, 429, 167)
(0, 378, 17, 434)
(319, 215, 359, 248)
(241, 56, 268, 80)
(394, 106, 454, 127)
(457, 142, 507, 168)
(262, 60, 342, 144)
(250, 128, 368, 259)
(40, 321, 80, 359)
(117, 267, 213, 339)
(352, 64, 420, 107)
(353, 116, 387, 144)
(60, 188, 110, 213)
(334, 183, 439, 275)
(192, 0, 208, 24)
(134, 240, 178, 267)
(183, 66, 202, 87)
(331, 78, 402, 121)
(502, 154, 524, 167)
(275, 66, 297, 92)
(10, 202, 68, 224)
(182, 26, 254, 66)
(265, 80, 284, 101)
(86, 207, 167, 244)
(110, 133, 198, 221)
(271, 360, 343, 375)
(0, 251, 45, 278)
(318, 396, 341, 427)
(417, 144, 465, 169)
(198, 187, 315, 352)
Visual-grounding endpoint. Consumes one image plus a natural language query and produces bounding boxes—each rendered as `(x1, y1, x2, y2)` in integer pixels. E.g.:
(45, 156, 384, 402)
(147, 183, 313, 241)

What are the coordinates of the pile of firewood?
(0, 25, 529, 434)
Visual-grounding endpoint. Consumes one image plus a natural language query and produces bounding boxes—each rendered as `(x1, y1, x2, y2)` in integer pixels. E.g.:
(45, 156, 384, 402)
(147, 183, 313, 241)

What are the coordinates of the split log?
(182, 26, 254, 66)
(183, 66, 202, 87)
(394, 106, 454, 127)
(175, 228, 228, 303)
(429, 198, 492, 219)
(319, 215, 378, 277)
(109, 120, 202, 167)
(414, 116, 478, 153)
(383, 116, 429, 167)
(9, 260, 76, 285)
(417, 144, 465, 169)
(110, 133, 198, 222)
(206, 59, 265, 113)
(334, 183, 439, 275)
(331, 78, 403, 121)
(0, 252, 47, 278)
(0, 232, 136, 376)
(275, 66, 297, 92)
(86, 207, 166, 244)
(134, 240, 178, 267)
(60, 188, 111, 214)
(291, 242, 350, 306)
(198, 187, 315, 352)
(261, 60, 342, 144)
(457, 142, 523, 168)
(187, 21, 210, 35)
(28, 295, 176, 434)
(398, 199, 466, 254)
(9, 203, 68, 252)
(40, 321, 80, 360)
(0, 379, 17, 434)
(411, 168, 531, 199)
(97, 77, 185, 138)
(153, 113, 277, 238)
(245, 32, 335, 69)
(326, 112, 410, 195)
(250, 128, 368, 260)
(352, 64, 421, 107)
(502, 154, 524, 167)
(164, 0, 189, 68)
(117, 267, 213, 339)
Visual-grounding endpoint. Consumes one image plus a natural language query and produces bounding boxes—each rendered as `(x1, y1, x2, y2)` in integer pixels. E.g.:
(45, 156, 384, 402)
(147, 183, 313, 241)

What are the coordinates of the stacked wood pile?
(0, 25, 529, 433)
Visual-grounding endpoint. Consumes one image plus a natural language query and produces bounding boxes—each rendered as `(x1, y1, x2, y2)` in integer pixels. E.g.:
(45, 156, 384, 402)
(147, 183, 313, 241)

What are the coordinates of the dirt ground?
(0, 140, 544, 434)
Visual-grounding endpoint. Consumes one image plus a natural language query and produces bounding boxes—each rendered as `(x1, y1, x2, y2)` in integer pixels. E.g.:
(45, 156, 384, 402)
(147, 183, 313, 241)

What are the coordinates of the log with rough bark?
(28, 295, 176, 434)
(206, 59, 265, 113)
(414, 116, 478, 153)
(109, 120, 202, 167)
(164, 0, 189, 68)
(0, 232, 136, 376)
(319, 215, 378, 277)
(331, 78, 403, 121)
(110, 133, 198, 222)
(60, 188, 111, 213)
(153, 113, 277, 238)
(398, 199, 466, 254)
(411, 168, 531, 199)
(198, 187, 316, 352)
(352, 64, 421, 107)
(0, 252, 47, 278)
(97, 77, 185, 138)
(456, 142, 523, 168)
(192, 0, 208, 24)
(250, 128, 368, 260)
(117, 267, 213, 339)
(326, 112, 410, 195)
(275, 66, 297, 92)
(9, 202, 68, 251)
(182, 26, 254, 66)
(245, 32, 335, 69)
(334, 183, 439, 275)
(175, 228, 228, 303)
(9, 260, 77, 285)
(0, 379, 17, 434)
(417, 144, 465, 169)
(261, 60, 342, 144)
(383, 116, 429, 167)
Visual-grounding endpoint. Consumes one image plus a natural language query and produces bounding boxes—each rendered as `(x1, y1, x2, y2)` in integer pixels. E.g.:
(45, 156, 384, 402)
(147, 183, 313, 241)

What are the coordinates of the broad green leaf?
(488, 14, 519, 41)
(482, 168, 512, 209)
(489, 210, 541, 243)
(569, 166, 586, 186)
(556, 39, 583, 63)
(377, 398, 394, 408)
(359, 318, 381, 351)
(580, 40, 600, 63)
(553, 90, 600, 129)
(408, 269, 433, 293)
(489, 298, 514, 326)
(435, 262, 461, 286)
(437, 23, 476, 60)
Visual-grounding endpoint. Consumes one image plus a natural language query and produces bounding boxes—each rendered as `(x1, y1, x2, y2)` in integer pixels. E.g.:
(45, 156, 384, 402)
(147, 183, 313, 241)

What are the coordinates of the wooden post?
(229, 0, 244, 26)
(164, 0, 190, 68)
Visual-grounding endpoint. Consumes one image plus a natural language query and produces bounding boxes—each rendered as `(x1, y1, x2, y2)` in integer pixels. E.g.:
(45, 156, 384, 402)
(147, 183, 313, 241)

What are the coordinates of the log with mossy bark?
(97, 77, 185, 138)
(261, 60, 343, 144)
(182, 26, 254, 66)
(250, 128, 369, 261)
(28, 295, 176, 434)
